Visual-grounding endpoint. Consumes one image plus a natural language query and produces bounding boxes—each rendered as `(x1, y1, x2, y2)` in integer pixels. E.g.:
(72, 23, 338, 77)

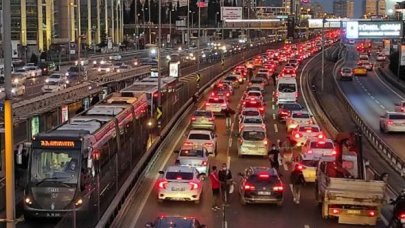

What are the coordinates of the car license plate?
(347, 210, 361, 215)
(47, 213, 61, 217)
(171, 187, 185, 191)
(258, 191, 271, 196)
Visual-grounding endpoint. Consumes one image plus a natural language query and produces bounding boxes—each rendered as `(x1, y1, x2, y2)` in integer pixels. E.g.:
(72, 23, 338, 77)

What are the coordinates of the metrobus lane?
(113, 70, 250, 228)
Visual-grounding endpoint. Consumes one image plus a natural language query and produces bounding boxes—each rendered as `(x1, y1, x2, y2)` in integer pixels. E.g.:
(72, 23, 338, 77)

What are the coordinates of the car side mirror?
(158, 171, 164, 175)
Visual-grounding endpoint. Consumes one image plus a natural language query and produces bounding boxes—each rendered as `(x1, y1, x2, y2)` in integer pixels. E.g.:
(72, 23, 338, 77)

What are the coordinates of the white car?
(380, 111, 405, 133)
(23, 65, 42, 77)
(238, 126, 269, 156)
(205, 96, 228, 115)
(11, 83, 26, 97)
(183, 130, 217, 156)
(157, 166, 203, 203)
(239, 108, 262, 123)
(286, 111, 313, 132)
(290, 124, 324, 147)
(191, 110, 215, 130)
(12, 68, 30, 82)
(243, 90, 263, 101)
(360, 61, 373, 71)
(97, 63, 113, 73)
(249, 78, 265, 93)
(175, 146, 210, 175)
(301, 138, 336, 159)
(45, 73, 67, 84)
(340, 67, 353, 80)
(376, 54, 386, 61)
(41, 80, 66, 93)
(239, 116, 266, 131)
(109, 54, 122, 61)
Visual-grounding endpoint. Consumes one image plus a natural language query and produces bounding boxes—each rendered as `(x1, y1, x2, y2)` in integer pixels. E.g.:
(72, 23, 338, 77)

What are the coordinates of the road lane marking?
(273, 113, 276, 120)
(380, 104, 386, 109)
(274, 124, 278, 133)
(304, 225, 310, 228)
(272, 104, 275, 110)
(129, 121, 189, 227)
(283, 163, 288, 171)
(374, 68, 405, 100)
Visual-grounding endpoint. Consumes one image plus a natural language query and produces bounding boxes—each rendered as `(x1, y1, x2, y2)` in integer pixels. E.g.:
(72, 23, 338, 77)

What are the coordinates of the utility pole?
(157, 0, 162, 133)
(68, 0, 72, 61)
(2, 0, 16, 227)
(148, 0, 151, 43)
(187, 0, 190, 47)
(198, 3, 201, 71)
(321, 18, 325, 92)
(134, 0, 138, 49)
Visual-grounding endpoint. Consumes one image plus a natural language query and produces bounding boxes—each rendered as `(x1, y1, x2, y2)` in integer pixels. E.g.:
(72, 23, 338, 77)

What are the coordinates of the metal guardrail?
(331, 50, 405, 177)
(12, 66, 151, 121)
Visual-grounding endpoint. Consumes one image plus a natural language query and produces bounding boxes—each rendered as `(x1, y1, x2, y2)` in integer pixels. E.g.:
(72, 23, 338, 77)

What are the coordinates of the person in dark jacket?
(218, 163, 233, 204)
(268, 144, 281, 173)
(290, 164, 306, 204)
(222, 107, 236, 130)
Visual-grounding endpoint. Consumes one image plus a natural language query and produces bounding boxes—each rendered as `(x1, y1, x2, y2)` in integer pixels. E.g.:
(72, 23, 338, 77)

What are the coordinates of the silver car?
(238, 126, 269, 157)
(175, 146, 210, 175)
(340, 67, 353, 81)
(191, 110, 215, 130)
(380, 112, 405, 133)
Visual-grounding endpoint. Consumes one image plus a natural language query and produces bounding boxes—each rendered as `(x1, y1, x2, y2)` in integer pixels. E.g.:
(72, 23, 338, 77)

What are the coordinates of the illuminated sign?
(346, 21, 403, 39)
(308, 19, 341, 28)
(61, 105, 69, 122)
(31, 116, 40, 136)
(169, 62, 179, 78)
(40, 140, 76, 147)
(221, 7, 242, 21)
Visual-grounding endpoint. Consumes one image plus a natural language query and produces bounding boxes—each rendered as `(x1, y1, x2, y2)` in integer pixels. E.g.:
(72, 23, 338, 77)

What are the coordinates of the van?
(276, 77, 297, 104)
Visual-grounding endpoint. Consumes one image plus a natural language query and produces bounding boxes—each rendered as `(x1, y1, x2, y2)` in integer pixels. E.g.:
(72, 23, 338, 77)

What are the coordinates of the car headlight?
(14, 78, 19, 84)
(65, 72, 69, 76)
(93, 61, 97, 65)
(25, 197, 33, 205)
(106, 68, 110, 72)
(66, 80, 69, 84)
(98, 68, 101, 72)
(45, 79, 49, 83)
(74, 198, 83, 207)
(11, 88, 16, 94)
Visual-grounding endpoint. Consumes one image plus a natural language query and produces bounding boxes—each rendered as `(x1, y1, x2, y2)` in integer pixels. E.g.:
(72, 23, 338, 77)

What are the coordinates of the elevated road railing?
(12, 65, 151, 121)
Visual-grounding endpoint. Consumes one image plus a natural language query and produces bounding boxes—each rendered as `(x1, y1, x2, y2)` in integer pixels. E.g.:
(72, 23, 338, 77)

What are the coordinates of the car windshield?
(389, 114, 405, 120)
(242, 131, 265, 141)
(280, 103, 302, 110)
(114, 63, 123, 66)
(245, 102, 262, 108)
(68, 67, 79, 72)
(242, 110, 260, 116)
(30, 149, 80, 185)
(247, 87, 261, 92)
(165, 171, 193, 180)
(194, 111, 212, 117)
(251, 79, 263, 83)
(292, 113, 310, 118)
(244, 118, 263, 124)
(299, 126, 320, 132)
(49, 74, 61, 79)
(46, 81, 58, 85)
(188, 133, 210, 140)
(310, 141, 334, 149)
(225, 76, 237, 81)
(278, 83, 296, 92)
(208, 98, 224, 103)
(179, 149, 204, 157)
(301, 159, 318, 167)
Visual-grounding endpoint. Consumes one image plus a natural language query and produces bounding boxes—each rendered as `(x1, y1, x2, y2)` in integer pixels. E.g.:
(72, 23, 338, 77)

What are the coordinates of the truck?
(315, 132, 387, 226)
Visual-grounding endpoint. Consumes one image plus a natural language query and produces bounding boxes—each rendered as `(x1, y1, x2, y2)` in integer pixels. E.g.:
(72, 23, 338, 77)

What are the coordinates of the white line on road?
(274, 123, 278, 133)
(273, 113, 276, 120)
(283, 163, 288, 171)
(129, 121, 189, 227)
(374, 69, 405, 100)
(304, 225, 310, 228)
(380, 104, 386, 110)
(272, 104, 275, 110)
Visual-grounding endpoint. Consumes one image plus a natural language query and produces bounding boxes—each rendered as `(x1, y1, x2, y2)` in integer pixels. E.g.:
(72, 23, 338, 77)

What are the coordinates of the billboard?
(308, 19, 341, 28)
(346, 21, 403, 39)
(221, 7, 243, 21)
(169, 62, 179, 78)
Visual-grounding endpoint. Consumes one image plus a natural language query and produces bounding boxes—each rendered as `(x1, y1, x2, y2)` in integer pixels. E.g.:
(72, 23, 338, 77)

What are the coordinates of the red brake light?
(243, 182, 256, 191)
(368, 210, 376, 217)
(263, 140, 268, 145)
(258, 173, 269, 179)
(189, 182, 199, 190)
(387, 120, 393, 125)
(211, 92, 215, 96)
(306, 129, 312, 133)
(318, 141, 325, 144)
(191, 116, 196, 121)
(399, 213, 405, 219)
(273, 185, 284, 191)
(307, 150, 313, 154)
(208, 117, 214, 121)
(184, 141, 193, 146)
(294, 133, 302, 139)
(332, 209, 340, 214)
(318, 134, 324, 139)
(158, 180, 168, 189)
(226, 92, 230, 97)
(204, 142, 214, 147)
(202, 161, 208, 166)
(332, 150, 337, 155)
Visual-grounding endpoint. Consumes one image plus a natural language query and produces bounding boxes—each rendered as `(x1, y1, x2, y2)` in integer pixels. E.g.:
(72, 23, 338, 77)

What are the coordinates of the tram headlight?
(75, 198, 83, 207)
(25, 197, 33, 205)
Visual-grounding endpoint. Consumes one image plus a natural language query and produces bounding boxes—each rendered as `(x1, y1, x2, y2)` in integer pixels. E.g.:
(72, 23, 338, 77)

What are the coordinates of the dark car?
(277, 102, 304, 121)
(146, 216, 206, 228)
(211, 82, 233, 100)
(65, 66, 87, 82)
(38, 61, 57, 76)
(238, 166, 284, 205)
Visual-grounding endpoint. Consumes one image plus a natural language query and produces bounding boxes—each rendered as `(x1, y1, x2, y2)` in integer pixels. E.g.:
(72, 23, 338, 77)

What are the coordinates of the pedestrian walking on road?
(271, 73, 278, 86)
(268, 144, 281, 173)
(218, 163, 233, 204)
(209, 166, 221, 211)
(290, 164, 306, 204)
(222, 107, 236, 130)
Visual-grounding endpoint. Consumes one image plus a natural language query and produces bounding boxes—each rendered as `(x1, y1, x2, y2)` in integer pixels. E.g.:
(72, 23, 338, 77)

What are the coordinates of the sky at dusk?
(315, 0, 397, 18)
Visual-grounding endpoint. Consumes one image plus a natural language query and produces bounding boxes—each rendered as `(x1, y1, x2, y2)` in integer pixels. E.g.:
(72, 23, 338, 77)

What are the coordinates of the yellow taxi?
(353, 66, 367, 76)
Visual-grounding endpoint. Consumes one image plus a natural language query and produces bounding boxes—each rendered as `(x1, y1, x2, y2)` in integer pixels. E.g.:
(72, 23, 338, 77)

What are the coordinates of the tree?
(30, 53, 38, 64)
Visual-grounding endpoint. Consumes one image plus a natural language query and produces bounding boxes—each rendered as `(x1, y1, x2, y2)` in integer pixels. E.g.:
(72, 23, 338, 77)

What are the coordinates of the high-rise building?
(7, 0, 124, 57)
(363, 0, 386, 17)
(310, 1, 326, 18)
(333, 0, 354, 18)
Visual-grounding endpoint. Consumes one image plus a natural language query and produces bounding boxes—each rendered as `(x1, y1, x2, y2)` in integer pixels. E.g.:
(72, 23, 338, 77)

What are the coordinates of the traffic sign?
(156, 106, 163, 120)
(196, 73, 201, 82)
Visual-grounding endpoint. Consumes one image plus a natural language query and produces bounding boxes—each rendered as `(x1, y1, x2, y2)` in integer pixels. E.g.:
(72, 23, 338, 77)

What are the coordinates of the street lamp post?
(321, 17, 325, 91)
(157, 0, 162, 133)
(148, 0, 152, 44)
(187, 0, 190, 47)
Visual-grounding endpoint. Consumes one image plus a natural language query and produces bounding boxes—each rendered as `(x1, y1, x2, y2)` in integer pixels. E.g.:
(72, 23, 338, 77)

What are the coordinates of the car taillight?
(263, 140, 268, 145)
(158, 180, 168, 189)
(202, 161, 208, 166)
(276, 92, 279, 97)
(259, 107, 264, 112)
(332, 208, 340, 214)
(273, 185, 284, 191)
(239, 78, 243, 82)
(226, 92, 230, 97)
(399, 213, 405, 219)
(191, 117, 196, 121)
(243, 182, 256, 191)
(204, 142, 214, 147)
(387, 120, 393, 125)
(189, 182, 199, 190)
(332, 150, 337, 155)
(208, 117, 214, 121)
(294, 133, 302, 139)
(317, 133, 324, 139)
(184, 141, 193, 146)
(368, 210, 376, 217)
(307, 150, 313, 154)
(205, 102, 210, 106)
